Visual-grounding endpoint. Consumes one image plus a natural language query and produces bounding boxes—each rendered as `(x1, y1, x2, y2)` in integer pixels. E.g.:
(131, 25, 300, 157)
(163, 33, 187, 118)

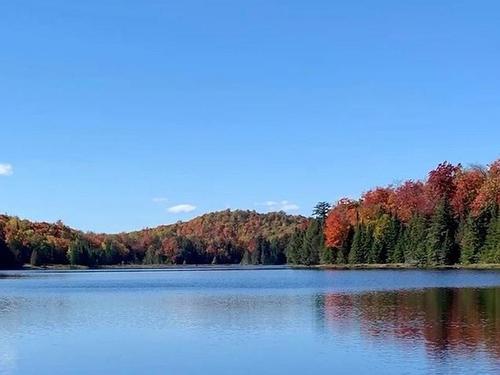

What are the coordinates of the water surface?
(0, 269, 499, 374)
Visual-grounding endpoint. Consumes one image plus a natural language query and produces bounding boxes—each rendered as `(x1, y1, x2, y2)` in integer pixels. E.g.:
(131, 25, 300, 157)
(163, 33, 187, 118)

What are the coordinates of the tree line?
(289, 159, 499, 266)
(0, 159, 498, 268)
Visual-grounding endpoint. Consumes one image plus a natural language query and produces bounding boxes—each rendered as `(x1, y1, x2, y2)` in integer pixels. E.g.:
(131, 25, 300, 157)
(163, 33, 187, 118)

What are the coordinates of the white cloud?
(152, 197, 168, 203)
(167, 204, 197, 214)
(258, 200, 299, 213)
(0, 163, 13, 176)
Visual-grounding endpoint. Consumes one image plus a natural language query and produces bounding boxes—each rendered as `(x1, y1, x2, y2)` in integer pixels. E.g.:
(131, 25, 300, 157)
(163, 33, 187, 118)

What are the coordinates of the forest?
(0, 159, 498, 268)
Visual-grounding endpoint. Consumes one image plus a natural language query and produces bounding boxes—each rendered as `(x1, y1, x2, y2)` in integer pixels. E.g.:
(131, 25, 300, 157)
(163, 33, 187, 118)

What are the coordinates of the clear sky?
(1, 1, 499, 233)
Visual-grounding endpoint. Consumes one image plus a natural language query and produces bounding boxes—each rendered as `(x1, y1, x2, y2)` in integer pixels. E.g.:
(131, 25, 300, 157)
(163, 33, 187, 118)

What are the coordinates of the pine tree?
(426, 200, 456, 265)
(320, 244, 335, 264)
(286, 230, 304, 264)
(391, 225, 406, 263)
(312, 202, 331, 224)
(404, 214, 428, 264)
(67, 238, 90, 266)
(386, 216, 401, 263)
(348, 225, 364, 264)
(460, 215, 482, 264)
(480, 211, 500, 263)
(302, 220, 322, 265)
(360, 225, 373, 263)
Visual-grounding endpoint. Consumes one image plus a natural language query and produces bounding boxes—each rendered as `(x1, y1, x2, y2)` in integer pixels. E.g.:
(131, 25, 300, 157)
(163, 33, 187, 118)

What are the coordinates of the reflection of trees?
(319, 288, 500, 359)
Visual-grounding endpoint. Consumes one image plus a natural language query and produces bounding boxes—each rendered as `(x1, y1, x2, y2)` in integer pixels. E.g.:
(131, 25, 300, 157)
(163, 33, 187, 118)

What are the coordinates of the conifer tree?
(426, 200, 456, 265)
(480, 211, 500, 263)
(404, 214, 428, 264)
(285, 230, 304, 264)
(348, 225, 364, 264)
(302, 220, 322, 265)
(460, 215, 482, 264)
(312, 202, 331, 224)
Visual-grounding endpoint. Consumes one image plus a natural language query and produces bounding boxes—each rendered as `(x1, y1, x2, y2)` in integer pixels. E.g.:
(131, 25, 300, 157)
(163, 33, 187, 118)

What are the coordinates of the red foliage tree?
(426, 162, 461, 207)
(392, 181, 431, 222)
(451, 167, 486, 218)
(324, 198, 358, 248)
(359, 187, 395, 222)
(471, 159, 500, 215)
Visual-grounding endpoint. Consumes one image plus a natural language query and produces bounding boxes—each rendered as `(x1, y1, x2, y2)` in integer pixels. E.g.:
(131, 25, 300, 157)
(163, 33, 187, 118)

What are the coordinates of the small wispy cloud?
(257, 200, 299, 213)
(152, 197, 168, 203)
(167, 204, 197, 214)
(0, 163, 13, 176)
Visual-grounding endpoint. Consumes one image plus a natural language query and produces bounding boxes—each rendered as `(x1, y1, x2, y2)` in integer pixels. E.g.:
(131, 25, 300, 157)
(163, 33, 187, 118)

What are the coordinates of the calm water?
(0, 268, 499, 374)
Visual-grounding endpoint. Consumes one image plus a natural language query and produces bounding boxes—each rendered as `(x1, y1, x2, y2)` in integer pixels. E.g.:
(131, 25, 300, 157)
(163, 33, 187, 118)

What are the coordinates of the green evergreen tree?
(286, 230, 304, 264)
(302, 220, 323, 265)
(320, 245, 335, 264)
(387, 216, 402, 263)
(102, 239, 119, 265)
(67, 238, 90, 266)
(426, 200, 457, 265)
(460, 215, 482, 264)
(391, 223, 406, 263)
(480, 211, 500, 263)
(312, 202, 331, 224)
(360, 225, 373, 263)
(348, 225, 364, 264)
(404, 214, 428, 264)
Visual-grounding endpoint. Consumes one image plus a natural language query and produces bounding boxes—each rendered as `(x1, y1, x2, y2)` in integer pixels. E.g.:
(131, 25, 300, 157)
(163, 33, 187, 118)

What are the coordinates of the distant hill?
(2, 158, 498, 269)
(0, 210, 308, 268)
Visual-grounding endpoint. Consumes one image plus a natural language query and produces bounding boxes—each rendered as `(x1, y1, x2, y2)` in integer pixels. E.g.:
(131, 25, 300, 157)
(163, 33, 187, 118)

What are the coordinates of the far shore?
(2, 263, 499, 272)
(292, 263, 500, 270)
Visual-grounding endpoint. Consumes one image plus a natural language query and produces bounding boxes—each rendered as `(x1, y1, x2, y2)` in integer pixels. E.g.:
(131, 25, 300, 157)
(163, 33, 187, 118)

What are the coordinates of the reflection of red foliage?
(321, 289, 500, 359)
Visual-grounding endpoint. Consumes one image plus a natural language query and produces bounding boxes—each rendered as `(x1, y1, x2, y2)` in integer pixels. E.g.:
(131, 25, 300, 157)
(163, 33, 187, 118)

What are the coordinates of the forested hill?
(1, 158, 499, 269)
(0, 210, 308, 268)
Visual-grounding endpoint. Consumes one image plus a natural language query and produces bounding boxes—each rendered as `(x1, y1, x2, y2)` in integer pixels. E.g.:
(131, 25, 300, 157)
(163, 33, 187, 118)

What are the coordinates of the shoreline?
(2, 263, 500, 271)
(292, 263, 500, 270)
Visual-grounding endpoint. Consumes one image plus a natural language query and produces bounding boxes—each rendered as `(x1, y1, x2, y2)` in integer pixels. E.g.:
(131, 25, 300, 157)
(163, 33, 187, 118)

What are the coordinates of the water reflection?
(0, 270, 499, 374)
(318, 288, 500, 360)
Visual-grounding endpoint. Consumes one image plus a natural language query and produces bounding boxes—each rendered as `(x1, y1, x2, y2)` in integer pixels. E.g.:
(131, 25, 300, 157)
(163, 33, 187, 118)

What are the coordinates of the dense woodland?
(0, 159, 499, 268)
(0, 210, 307, 268)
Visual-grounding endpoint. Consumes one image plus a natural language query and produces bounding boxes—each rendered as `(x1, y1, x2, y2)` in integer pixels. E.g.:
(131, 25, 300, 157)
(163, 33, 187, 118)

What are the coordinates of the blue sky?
(1, 1, 499, 233)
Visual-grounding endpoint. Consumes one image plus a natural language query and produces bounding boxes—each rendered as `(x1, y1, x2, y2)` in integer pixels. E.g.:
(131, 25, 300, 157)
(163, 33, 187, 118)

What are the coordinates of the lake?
(0, 268, 499, 374)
